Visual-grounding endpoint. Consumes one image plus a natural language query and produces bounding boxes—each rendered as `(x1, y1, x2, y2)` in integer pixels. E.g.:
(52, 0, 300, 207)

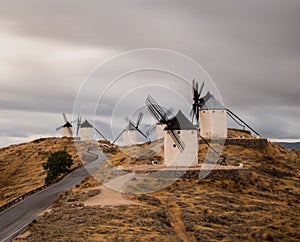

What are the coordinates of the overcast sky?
(0, 0, 300, 147)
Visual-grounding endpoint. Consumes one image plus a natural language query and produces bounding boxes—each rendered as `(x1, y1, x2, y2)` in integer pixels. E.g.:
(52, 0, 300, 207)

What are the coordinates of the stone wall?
(200, 138, 268, 149)
(143, 168, 249, 180)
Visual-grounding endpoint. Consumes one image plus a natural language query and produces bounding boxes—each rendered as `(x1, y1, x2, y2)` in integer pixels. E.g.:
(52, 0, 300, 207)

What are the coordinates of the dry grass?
(0, 137, 98, 207)
(16, 139, 300, 241)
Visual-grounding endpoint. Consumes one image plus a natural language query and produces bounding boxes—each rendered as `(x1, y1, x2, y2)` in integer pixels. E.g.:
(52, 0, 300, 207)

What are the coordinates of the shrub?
(42, 150, 73, 185)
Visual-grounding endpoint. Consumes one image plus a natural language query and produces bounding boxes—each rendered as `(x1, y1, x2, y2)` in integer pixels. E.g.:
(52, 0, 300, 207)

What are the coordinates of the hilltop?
(13, 137, 300, 241)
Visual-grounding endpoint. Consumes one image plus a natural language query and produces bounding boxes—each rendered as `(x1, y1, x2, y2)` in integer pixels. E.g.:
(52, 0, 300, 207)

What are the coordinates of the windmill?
(56, 113, 74, 137)
(80, 119, 108, 141)
(113, 113, 148, 146)
(191, 80, 260, 139)
(146, 95, 198, 166)
(190, 80, 228, 138)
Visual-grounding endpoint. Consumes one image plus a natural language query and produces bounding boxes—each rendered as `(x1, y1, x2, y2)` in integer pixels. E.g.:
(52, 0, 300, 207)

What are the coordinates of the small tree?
(43, 150, 74, 185)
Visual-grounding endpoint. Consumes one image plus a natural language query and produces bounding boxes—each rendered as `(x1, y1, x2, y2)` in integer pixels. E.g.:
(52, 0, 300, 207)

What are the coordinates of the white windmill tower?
(191, 80, 227, 139)
(146, 95, 198, 167)
(79, 118, 107, 141)
(56, 113, 73, 137)
(113, 113, 148, 146)
(80, 120, 94, 141)
(199, 92, 227, 139)
(155, 122, 166, 140)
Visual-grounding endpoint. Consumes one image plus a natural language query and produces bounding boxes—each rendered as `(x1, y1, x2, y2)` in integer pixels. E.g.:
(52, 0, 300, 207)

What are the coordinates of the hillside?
(14, 140, 300, 241)
(276, 142, 300, 150)
(0, 137, 100, 207)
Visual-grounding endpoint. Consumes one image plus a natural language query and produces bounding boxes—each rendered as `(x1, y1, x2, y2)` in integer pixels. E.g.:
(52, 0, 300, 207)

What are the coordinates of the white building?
(80, 120, 94, 141)
(156, 122, 166, 140)
(123, 123, 138, 146)
(164, 111, 198, 167)
(62, 122, 73, 137)
(199, 92, 227, 139)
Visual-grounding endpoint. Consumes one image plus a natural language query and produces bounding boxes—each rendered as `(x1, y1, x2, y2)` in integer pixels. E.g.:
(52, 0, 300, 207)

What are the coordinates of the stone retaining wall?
(143, 168, 249, 180)
(200, 138, 268, 149)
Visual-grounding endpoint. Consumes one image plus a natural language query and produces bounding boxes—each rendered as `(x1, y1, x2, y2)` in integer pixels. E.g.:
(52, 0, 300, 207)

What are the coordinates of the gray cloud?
(0, 0, 300, 147)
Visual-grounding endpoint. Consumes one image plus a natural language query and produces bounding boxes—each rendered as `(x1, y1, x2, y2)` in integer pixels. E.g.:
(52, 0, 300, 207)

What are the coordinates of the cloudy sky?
(0, 0, 300, 147)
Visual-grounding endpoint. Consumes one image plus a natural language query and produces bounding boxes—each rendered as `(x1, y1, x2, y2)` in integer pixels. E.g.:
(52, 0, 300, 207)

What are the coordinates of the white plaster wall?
(199, 110, 227, 138)
(63, 127, 73, 137)
(156, 124, 166, 140)
(164, 130, 198, 166)
(123, 130, 138, 146)
(81, 127, 94, 141)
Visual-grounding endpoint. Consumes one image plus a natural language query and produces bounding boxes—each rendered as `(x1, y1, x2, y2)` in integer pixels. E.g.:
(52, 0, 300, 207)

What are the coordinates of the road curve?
(0, 150, 107, 242)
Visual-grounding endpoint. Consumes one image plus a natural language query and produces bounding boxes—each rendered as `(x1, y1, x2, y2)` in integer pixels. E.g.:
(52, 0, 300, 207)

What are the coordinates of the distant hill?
(276, 142, 300, 150)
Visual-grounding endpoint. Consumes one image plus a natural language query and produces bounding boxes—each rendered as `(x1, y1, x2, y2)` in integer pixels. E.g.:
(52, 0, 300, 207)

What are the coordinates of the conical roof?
(199, 92, 225, 110)
(81, 120, 93, 128)
(63, 121, 72, 128)
(164, 111, 197, 130)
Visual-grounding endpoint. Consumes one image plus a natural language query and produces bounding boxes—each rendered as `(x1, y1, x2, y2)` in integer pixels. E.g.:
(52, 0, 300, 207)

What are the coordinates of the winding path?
(0, 150, 107, 242)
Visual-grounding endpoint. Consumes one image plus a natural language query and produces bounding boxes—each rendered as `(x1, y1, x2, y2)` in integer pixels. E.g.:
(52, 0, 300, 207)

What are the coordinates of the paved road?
(0, 150, 107, 242)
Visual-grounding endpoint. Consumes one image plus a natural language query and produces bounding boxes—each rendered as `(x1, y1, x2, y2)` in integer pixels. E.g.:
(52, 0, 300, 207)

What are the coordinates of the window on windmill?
(177, 131, 181, 134)
(173, 144, 176, 148)
(213, 110, 215, 113)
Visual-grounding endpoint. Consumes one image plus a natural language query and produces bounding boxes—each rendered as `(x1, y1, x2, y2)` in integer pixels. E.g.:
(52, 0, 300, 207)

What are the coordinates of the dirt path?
(84, 185, 141, 207)
(163, 197, 196, 242)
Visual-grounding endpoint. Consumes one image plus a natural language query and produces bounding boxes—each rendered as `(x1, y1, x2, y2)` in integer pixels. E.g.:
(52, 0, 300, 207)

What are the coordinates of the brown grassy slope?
(0, 137, 94, 207)
(145, 143, 300, 241)
(17, 142, 300, 242)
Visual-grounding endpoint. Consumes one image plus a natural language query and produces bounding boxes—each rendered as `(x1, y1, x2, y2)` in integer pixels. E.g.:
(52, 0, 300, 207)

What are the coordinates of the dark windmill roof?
(164, 111, 197, 131)
(81, 120, 93, 128)
(199, 92, 225, 110)
(63, 121, 72, 128)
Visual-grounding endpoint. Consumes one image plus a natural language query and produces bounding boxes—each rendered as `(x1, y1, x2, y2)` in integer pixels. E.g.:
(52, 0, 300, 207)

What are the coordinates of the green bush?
(42, 150, 73, 185)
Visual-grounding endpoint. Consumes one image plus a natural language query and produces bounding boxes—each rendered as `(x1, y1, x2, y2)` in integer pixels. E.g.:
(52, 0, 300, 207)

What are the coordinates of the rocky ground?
(14, 141, 300, 241)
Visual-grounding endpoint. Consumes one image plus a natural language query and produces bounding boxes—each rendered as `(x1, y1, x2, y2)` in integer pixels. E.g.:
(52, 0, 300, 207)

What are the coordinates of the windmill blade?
(190, 108, 195, 122)
(198, 81, 204, 97)
(147, 106, 161, 122)
(112, 129, 125, 144)
(145, 95, 168, 123)
(92, 125, 108, 140)
(133, 126, 148, 140)
(76, 114, 81, 136)
(146, 123, 156, 136)
(56, 125, 64, 131)
(165, 108, 174, 118)
(136, 113, 143, 128)
(190, 102, 200, 124)
(192, 79, 196, 91)
(168, 130, 185, 153)
(67, 127, 73, 136)
(195, 80, 198, 92)
(62, 113, 68, 123)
